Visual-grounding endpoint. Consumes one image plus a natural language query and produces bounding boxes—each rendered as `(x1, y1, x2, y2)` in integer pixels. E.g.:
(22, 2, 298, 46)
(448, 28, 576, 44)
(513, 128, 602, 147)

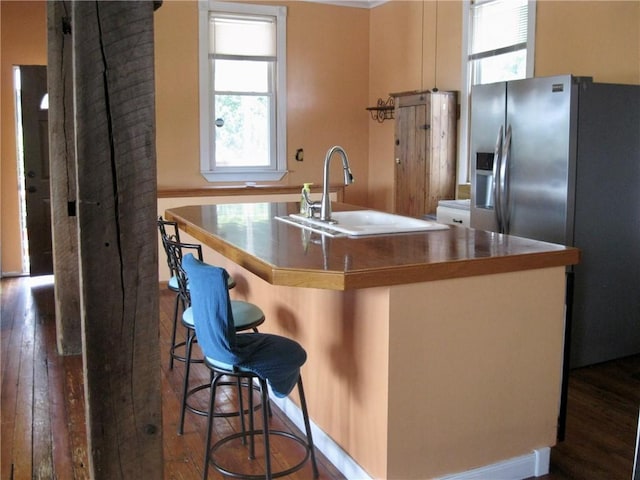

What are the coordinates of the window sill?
(200, 170, 288, 183)
(157, 184, 344, 199)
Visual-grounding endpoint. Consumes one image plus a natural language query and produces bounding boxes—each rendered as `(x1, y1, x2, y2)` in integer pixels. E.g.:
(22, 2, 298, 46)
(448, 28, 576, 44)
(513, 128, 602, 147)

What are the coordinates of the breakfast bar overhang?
(166, 202, 579, 479)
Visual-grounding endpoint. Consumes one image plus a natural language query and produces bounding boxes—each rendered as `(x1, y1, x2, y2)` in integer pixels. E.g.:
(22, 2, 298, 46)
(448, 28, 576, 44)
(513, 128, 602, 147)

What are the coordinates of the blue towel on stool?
(183, 253, 306, 398)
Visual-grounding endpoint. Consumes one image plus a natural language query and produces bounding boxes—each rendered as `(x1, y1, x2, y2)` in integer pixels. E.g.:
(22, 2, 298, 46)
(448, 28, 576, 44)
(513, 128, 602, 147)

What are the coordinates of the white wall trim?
(272, 391, 550, 480)
(459, 0, 471, 186)
(435, 447, 550, 480)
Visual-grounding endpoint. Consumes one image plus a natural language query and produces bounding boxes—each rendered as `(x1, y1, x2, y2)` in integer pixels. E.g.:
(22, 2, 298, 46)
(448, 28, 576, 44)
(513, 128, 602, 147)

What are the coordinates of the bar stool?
(183, 253, 319, 480)
(157, 216, 236, 369)
(157, 216, 183, 369)
(164, 239, 266, 435)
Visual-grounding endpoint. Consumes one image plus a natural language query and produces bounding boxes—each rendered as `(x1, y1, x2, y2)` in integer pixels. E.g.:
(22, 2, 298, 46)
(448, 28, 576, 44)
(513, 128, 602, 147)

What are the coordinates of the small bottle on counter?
(300, 182, 313, 215)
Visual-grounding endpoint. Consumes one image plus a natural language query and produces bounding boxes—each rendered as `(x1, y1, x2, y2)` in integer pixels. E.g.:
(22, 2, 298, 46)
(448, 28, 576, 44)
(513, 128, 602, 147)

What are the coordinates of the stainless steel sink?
(275, 210, 448, 237)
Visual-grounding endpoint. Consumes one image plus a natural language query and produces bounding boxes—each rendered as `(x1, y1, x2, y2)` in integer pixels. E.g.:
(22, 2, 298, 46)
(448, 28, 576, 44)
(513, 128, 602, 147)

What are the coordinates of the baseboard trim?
(273, 394, 550, 480)
(437, 447, 550, 480)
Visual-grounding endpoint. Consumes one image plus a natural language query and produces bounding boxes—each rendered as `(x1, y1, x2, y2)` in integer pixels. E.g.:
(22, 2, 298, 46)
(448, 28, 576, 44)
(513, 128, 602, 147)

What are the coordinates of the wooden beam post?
(47, 0, 82, 355)
(71, 1, 162, 477)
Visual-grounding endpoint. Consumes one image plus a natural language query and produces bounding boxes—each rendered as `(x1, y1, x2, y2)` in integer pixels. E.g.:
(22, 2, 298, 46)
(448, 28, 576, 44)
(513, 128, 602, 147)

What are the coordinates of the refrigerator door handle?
(500, 124, 512, 234)
(492, 126, 504, 232)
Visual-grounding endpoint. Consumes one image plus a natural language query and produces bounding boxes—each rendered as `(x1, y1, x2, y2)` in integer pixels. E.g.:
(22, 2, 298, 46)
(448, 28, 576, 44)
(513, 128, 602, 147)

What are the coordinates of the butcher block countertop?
(165, 202, 580, 290)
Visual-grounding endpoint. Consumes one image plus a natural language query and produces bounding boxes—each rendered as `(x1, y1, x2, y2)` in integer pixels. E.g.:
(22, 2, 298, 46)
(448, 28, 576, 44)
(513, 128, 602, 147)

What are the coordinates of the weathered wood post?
(47, 0, 82, 355)
(72, 1, 163, 477)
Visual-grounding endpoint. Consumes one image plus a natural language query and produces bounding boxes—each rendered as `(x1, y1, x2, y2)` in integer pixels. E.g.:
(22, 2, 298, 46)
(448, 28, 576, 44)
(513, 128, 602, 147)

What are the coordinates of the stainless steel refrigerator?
(470, 74, 640, 369)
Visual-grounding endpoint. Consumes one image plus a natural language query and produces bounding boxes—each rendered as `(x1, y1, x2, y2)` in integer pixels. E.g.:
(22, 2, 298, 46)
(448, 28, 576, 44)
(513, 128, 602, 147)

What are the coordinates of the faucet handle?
(307, 203, 321, 218)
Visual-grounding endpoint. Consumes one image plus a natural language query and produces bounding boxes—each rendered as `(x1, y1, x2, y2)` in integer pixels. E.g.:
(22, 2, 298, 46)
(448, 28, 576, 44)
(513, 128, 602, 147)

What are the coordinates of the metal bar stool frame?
(158, 216, 236, 370)
(203, 358, 319, 480)
(179, 305, 265, 435)
(157, 216, 184, 369)
(164, 238, 267, 435)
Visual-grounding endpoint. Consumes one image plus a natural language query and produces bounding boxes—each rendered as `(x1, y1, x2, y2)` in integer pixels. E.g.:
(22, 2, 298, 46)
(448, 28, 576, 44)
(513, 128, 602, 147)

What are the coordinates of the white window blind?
(209, 15, 276, 58)
(469, 0, 528, 61)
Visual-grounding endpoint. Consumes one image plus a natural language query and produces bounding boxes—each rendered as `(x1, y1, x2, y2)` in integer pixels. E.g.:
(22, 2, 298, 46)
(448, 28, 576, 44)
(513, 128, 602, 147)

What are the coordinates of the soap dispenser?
(300, 182, 313, 215)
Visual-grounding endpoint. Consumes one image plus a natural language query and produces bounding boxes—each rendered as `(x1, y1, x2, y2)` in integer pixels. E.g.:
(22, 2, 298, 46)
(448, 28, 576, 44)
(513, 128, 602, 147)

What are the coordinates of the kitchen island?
(166, 202, 579, 479)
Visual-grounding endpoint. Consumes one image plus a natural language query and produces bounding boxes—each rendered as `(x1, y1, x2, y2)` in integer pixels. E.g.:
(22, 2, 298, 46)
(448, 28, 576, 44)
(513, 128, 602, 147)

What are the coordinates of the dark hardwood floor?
(538, 353, 640, 480)
(1, 275, 639, 479)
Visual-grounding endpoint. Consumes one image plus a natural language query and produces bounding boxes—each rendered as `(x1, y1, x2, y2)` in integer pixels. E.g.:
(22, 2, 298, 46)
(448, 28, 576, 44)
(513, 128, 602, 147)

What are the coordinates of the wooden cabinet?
(393, 90, 457, 217)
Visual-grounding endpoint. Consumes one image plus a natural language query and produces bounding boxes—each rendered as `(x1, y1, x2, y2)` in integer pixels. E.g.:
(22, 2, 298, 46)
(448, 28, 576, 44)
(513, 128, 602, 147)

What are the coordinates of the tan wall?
(368, 0, 464, 212)
(367, 0, 640, 213)
(0, 1, 47, 275)
(153, 1, 370, 206)
(535, 0, 640, 84)
(387, 268, 566, 477)
(1, 0, 369, 275)
(2, 1, 639, 273)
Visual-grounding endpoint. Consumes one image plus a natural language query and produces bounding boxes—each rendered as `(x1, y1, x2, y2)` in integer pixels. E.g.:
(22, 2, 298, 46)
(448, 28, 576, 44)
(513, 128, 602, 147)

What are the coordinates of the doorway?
(14, 65, 53, 276)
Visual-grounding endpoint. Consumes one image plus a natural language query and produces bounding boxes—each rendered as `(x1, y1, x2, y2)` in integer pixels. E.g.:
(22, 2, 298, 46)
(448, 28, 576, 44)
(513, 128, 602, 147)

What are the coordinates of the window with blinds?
(468, 0, 533, 85)
(199, 2, 287, 182)
(457, 0, 535, 185)
(210, 14, 275, 169)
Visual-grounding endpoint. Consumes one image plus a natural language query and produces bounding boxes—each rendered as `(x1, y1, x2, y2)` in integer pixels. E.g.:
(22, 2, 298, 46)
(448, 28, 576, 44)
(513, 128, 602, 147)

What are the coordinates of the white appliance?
(436, 199, 470, 227)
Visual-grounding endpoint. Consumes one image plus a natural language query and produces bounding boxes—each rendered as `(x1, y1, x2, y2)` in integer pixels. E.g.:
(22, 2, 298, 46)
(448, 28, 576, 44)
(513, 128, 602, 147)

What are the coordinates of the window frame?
(458, 0, 536, 185)
(198, 1, 287, 182)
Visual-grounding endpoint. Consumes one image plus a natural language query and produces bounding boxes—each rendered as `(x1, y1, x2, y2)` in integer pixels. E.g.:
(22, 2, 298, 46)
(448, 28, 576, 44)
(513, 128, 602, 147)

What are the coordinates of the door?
(570, 81, 640, 367)
(395, 98, 428, 217)
(20, 65, 53, 276)
(505, 75, 574, 245)
(469, 81, 506, 233)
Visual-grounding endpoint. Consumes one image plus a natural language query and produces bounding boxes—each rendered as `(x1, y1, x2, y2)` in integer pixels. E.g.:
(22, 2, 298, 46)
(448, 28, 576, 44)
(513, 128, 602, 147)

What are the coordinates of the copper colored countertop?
(165, 202, 580, 290)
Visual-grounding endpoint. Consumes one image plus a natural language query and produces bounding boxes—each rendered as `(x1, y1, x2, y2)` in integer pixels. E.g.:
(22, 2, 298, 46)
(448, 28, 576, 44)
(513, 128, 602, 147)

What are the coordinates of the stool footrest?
(209, 429, 312, 479)
(184, 380, 263, 418)
(170, 340, 204, 365)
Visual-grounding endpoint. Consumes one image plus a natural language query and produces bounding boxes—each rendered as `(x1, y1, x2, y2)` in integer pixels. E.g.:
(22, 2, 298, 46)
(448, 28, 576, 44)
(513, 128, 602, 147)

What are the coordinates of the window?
(199, 1, 287, 182)
(468, 0, 533, 85)
(458, 0, 535, 183)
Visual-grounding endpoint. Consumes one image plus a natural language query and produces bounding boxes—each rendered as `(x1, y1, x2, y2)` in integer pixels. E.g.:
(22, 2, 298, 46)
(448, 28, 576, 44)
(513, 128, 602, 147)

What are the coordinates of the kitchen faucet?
(303, 146, 354, 222)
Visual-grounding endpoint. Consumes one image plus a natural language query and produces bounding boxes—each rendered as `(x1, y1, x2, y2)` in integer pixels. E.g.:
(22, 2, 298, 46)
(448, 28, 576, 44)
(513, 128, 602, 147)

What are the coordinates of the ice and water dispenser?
(474, 152, 495, 209)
